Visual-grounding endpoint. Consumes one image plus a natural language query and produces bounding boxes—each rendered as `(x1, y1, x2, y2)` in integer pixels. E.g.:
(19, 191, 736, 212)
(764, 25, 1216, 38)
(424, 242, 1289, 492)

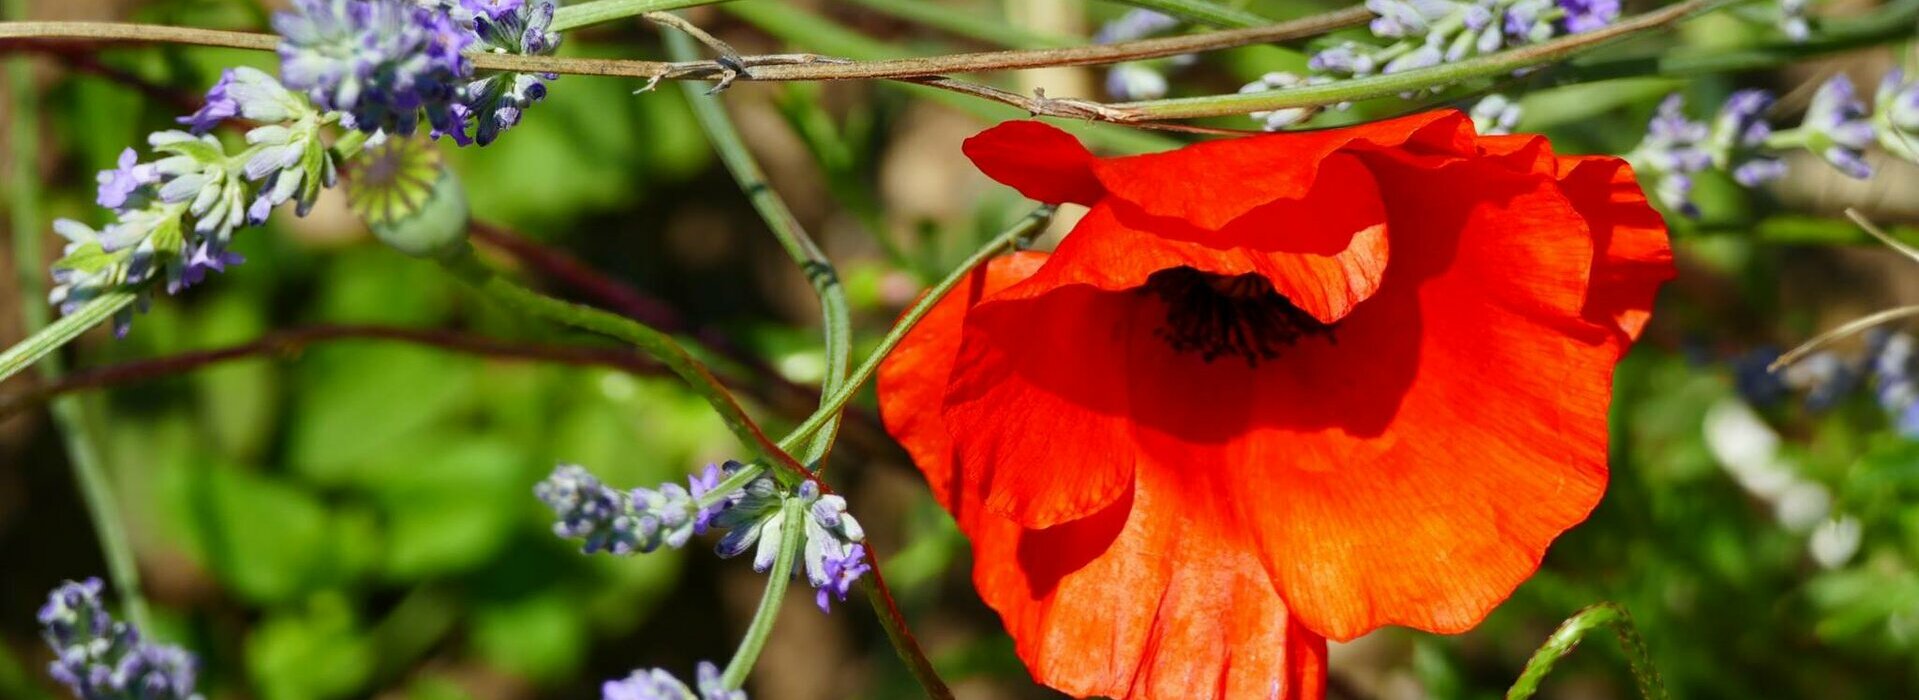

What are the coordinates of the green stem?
(1115, 0, 1730, 119)
(719, 496, 803, 689)
(0, 291, 139, 384)
(776, 205, 1055, 453)
(435, 244, 810, 478)
(845, 0, 1071, 48)
(549, 0, 734, 33)
(1507, 602, 1667, 700)
(668, 31, 852, 468)
(4, 15, 150, 631)
(1107, 0, 1269, 28)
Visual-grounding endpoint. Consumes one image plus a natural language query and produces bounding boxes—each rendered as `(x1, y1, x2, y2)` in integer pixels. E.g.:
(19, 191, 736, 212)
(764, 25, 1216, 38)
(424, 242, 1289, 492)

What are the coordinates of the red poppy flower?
(877, 111, 1671, 699)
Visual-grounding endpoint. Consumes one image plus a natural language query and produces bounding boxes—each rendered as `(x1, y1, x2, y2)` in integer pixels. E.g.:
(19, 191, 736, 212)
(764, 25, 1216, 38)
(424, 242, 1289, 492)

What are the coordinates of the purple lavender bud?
(274, 0, 473, 137)
(95, 148, 159, 212)
(1383, 44, 1443, 75)
(1557, 0, 1620, 33)
(449, 0, 561, 146)
(38, 579, 200, 700)
(1308, 43, 1374, 76)
(1366, 0, 1457, 38)
(177, 70, 239, 134)
(1092, 9, 1179, 44)
(536, 464, 647, 555)
(814, 544, 871, 613)
(603, 668, 695, 700)
(1804, 74, 1875, 179)
(1469, 93, 1523, 135)
(167, 242, 245, 294)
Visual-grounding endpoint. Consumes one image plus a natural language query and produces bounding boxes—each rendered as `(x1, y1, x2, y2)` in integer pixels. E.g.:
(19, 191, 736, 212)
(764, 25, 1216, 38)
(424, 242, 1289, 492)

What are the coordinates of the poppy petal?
(1089, 111, 1470, 231)
(1557, 156, 1674, 340)
(986, 169, 1389, 325)
(972, 464, 1328, 700)
(877, 252, 1050, 508)
(943, 285, 1142, 528)
(879, 251, 1328, 700)
(962, 121, 1105, 205)
(1234, 155, 1638, 641)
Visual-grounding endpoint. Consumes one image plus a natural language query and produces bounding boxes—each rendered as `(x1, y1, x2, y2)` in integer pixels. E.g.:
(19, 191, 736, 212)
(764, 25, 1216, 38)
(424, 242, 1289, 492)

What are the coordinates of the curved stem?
(1770, 305, 1919, 372)
(1507, 602, 1666, 700)
(669, 30, 852, 469)
(435, 243, 811, 479)
(719, 496, 803, 689)
(778, 206, 1055, 453)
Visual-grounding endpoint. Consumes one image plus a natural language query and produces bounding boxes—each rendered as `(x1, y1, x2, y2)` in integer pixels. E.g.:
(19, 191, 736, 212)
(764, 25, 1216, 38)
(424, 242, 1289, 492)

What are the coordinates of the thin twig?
(1845, 207, 1919, 265)
(0, 7, 1367, 123)
(1770, 306, 1919, 372)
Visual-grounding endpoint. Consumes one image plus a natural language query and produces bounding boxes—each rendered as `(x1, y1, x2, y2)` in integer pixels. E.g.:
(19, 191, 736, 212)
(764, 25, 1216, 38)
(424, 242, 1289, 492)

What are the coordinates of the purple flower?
(1804, 74, 1875, 179)
(1874, 69, 1919, 161)
(815, 544, 871, 612)
(39, 578, 200, 700)
(1093, 9, 1179, 44)
(687, 463, 735, 534)
(1557, 0, 1620, 33)
(95, 148, 158, 211)
(1712, 89, 1787, 186)
(167, 242, 245, 294)
(274, 0, 473, 137)
(1365, 0, 1457, 38)
(446, 0, 561, 146)
(1308, 43, 1375, 76)
(603, 668, 693, 700)
(461, 0, 522, 20)
(177, 70, 240, 133)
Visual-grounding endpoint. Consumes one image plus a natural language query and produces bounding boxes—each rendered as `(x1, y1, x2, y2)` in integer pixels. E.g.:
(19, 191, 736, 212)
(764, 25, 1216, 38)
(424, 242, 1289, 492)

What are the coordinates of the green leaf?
(247, 592, 376, 700)
(161, 463, 340, 604)
(368, 437, 526, 580)
(286, 343, 476, 485)
(469, 591, 589, 682)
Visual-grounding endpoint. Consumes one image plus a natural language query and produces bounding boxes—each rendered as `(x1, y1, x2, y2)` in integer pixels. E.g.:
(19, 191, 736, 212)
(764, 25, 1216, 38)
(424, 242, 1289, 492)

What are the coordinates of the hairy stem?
(1507, 602, 1667, 700)
(720, 496, 804, 689)
(0, 291, 138, 384)
(669, 30, 852, 468)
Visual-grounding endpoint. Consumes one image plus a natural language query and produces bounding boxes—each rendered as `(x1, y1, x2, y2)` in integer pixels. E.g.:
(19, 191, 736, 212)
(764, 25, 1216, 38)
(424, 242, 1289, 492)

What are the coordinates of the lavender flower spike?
(1801, 74, 1876, 179)
(274, 0, 473, 137)
(1629, 94, 1712, 216)
(1557, 0, 1621, 33)
(39, 578, 203, 700)
(603, 668, 697, 700)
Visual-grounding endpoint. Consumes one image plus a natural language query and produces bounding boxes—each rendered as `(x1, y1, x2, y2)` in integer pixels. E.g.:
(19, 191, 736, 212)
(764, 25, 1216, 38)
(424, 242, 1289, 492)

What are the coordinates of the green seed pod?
(345, 137, 469, 258)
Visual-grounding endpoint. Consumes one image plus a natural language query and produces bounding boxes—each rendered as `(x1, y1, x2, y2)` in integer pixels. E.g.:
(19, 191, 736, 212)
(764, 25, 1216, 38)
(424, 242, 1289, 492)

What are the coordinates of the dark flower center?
(1142, 267, 1334, 367)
